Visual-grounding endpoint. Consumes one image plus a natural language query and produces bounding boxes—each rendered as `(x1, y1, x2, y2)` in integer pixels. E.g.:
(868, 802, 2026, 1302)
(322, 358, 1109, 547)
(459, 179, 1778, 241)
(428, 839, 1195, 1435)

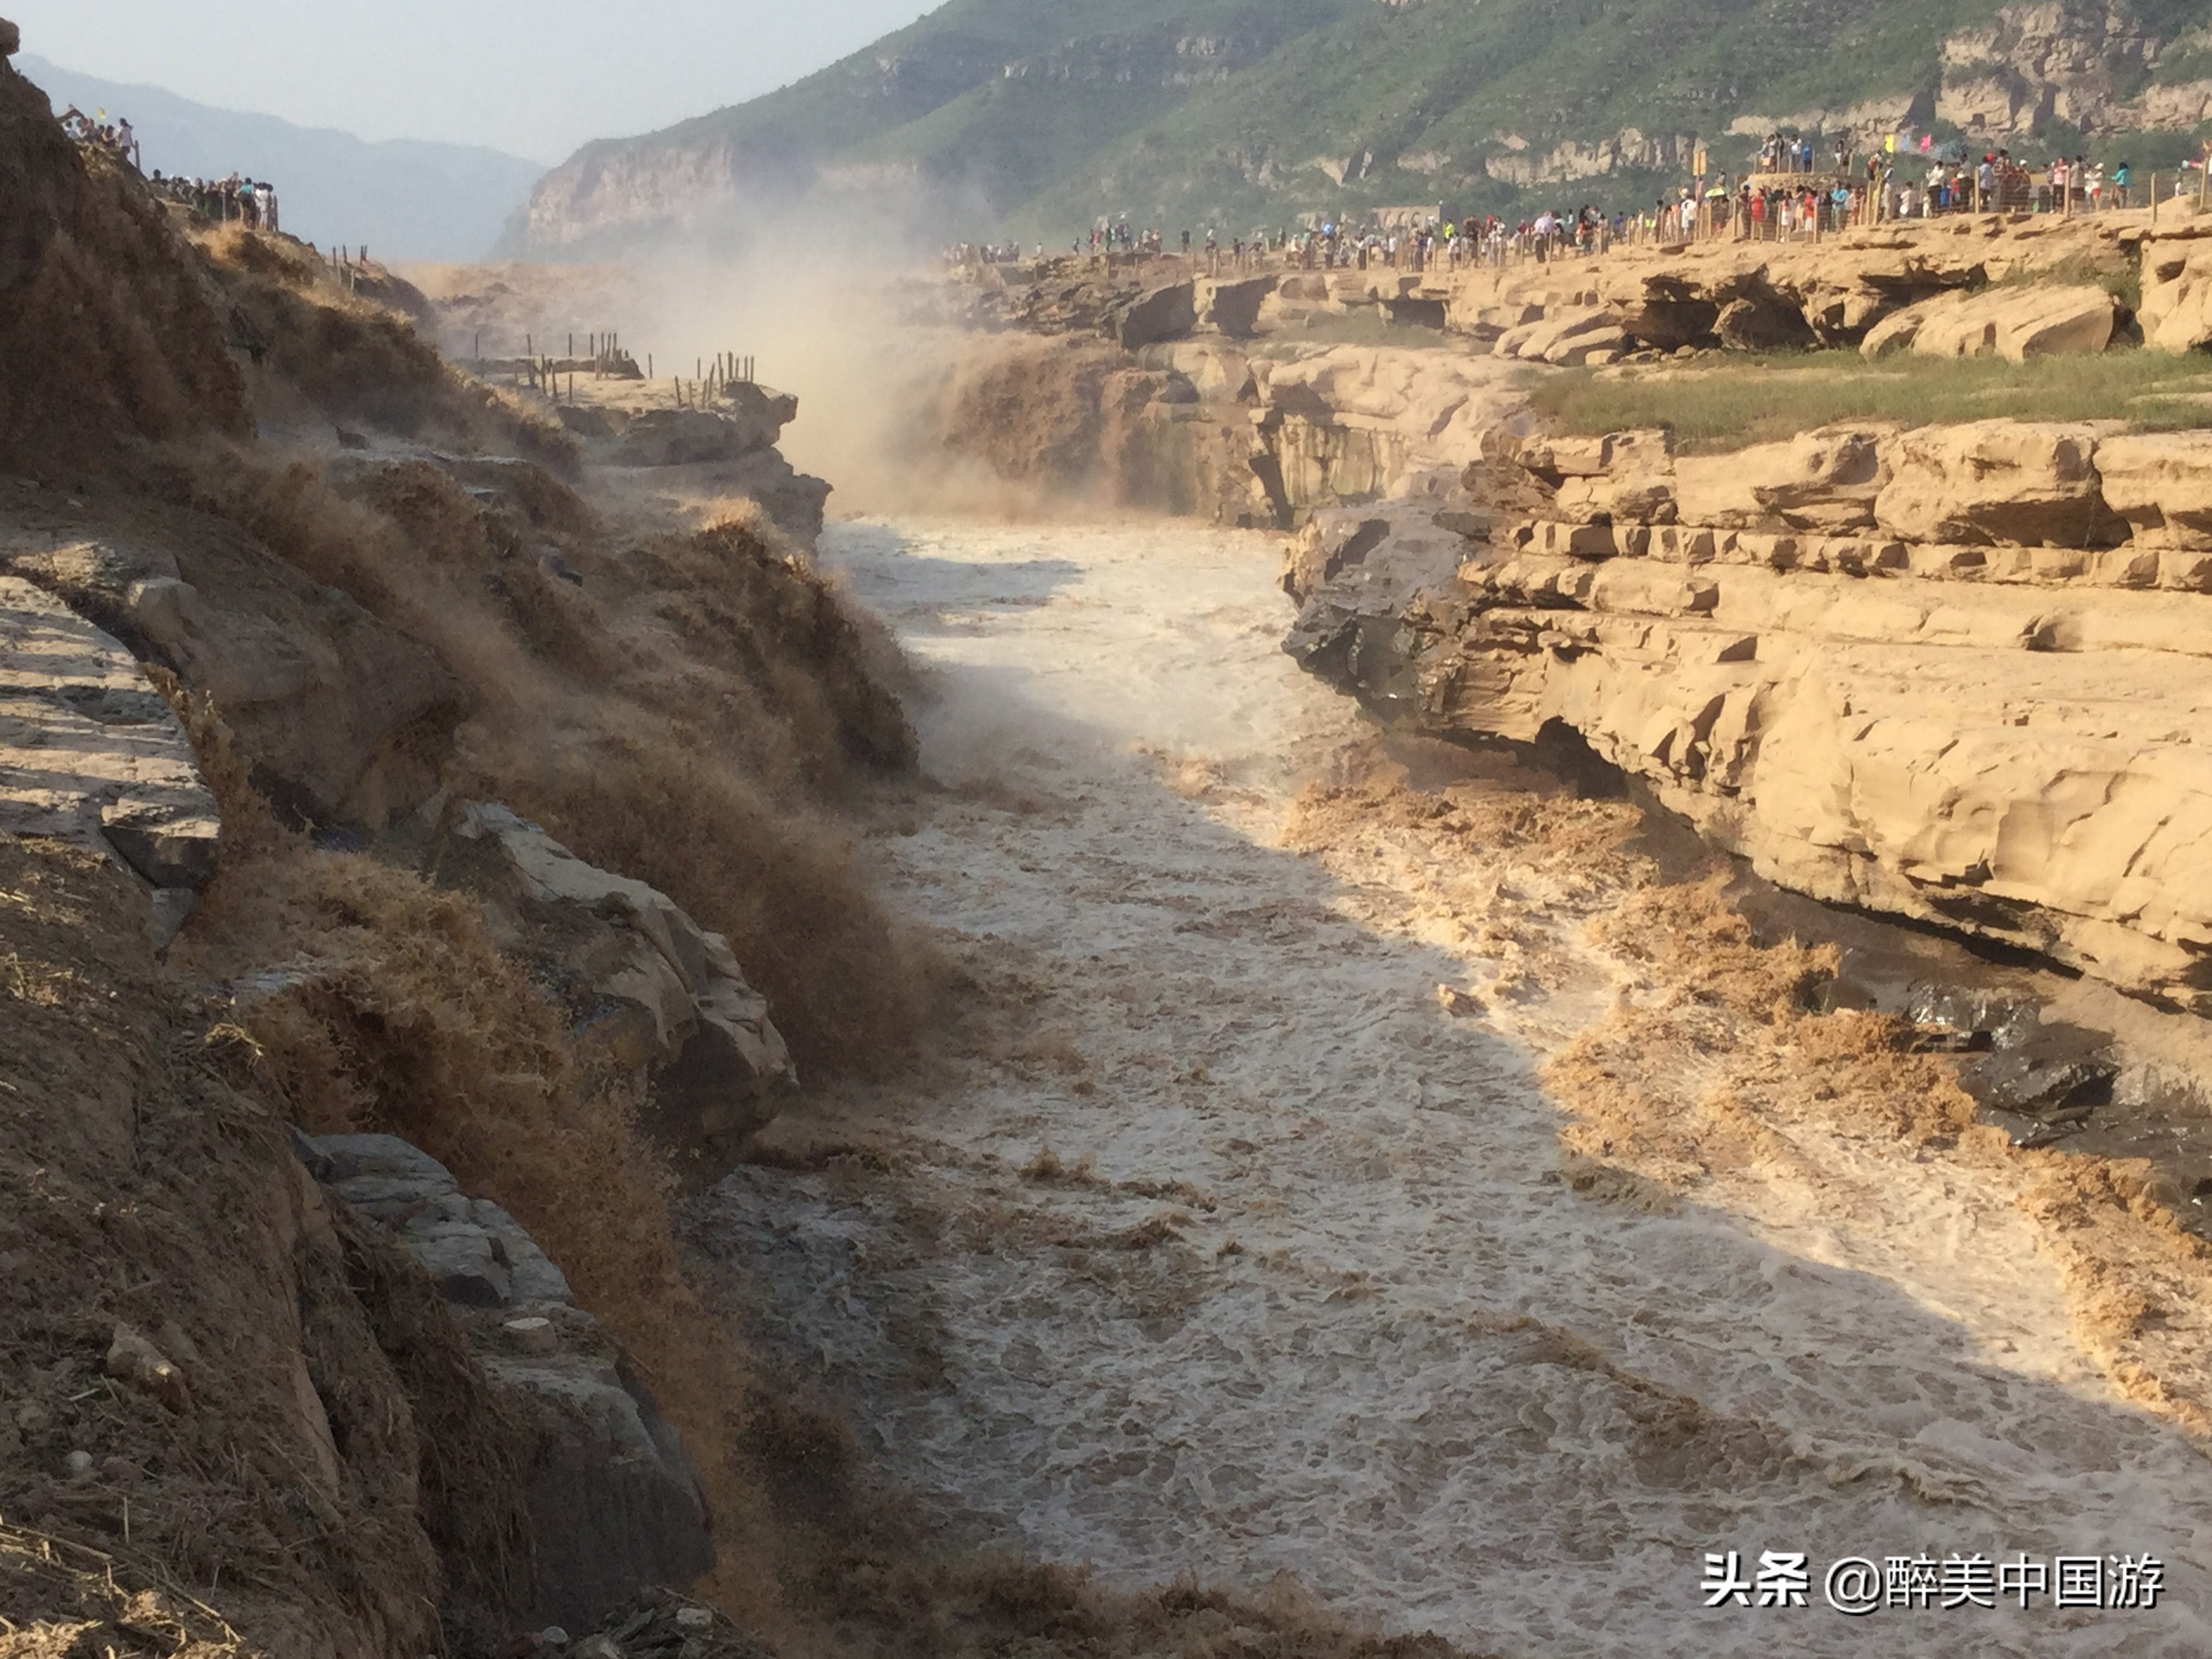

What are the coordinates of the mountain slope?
(508, 0, 2212, 255)
(20, 55, 544, 262)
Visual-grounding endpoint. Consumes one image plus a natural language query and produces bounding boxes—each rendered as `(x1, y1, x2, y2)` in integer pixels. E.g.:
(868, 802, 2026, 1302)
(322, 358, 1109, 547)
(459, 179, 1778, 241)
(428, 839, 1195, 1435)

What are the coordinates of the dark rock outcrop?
(1110, 281, 1197, 348)
(304, 1133, 716, 1633)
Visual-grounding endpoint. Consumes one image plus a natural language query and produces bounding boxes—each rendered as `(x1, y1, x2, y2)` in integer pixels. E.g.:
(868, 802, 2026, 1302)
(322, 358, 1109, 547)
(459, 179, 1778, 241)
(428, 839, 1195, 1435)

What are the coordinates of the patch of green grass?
(1525, 348, 2212, 451)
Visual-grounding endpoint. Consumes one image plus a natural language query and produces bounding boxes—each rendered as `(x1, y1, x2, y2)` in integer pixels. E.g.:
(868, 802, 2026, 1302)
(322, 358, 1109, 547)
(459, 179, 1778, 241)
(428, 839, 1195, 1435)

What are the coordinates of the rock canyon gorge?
(15, 12, 2212, 1659)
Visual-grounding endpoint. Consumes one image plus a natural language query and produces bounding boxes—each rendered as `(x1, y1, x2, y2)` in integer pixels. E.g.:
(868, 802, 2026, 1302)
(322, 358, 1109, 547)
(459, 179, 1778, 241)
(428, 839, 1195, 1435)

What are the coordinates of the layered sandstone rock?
(1294, 419, 2212, 1008)
(1252, 346, 1532, 521)
(1429, 232, 1990, 350)
(1416, 217, 2146, 356)
(2137, 227, 2212, 351)
(603, 389, 830, 540)
(3, 531, 467, 828)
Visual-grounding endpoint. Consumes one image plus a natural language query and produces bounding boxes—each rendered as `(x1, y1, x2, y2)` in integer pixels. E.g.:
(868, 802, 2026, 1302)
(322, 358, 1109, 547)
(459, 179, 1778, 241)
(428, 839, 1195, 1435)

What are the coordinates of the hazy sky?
(6, 1, 936, 163)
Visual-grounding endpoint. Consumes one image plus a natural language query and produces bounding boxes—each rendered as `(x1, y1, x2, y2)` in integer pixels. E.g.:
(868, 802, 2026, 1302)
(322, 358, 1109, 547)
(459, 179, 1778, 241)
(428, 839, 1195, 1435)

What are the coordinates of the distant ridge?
(20, 54, 544, 262)
(504, 0, 2212, 257)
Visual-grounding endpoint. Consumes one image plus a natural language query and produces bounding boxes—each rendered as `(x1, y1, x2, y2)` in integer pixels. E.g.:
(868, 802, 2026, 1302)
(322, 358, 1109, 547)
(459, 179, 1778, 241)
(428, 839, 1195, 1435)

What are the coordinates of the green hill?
(506, 0, 2212, 253)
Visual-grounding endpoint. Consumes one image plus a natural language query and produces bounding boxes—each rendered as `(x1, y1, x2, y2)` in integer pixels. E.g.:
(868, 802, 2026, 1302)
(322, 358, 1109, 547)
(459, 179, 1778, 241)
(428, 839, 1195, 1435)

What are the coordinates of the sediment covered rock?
(434, 802, 796, 1177)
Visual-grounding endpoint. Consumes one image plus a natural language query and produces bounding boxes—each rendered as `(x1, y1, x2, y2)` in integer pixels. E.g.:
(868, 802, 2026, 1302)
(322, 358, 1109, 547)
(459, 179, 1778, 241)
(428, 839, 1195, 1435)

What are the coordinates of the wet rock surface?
(571, 1589, 776, 1659)
(301, 1132, 716, 1633)
(1717, 852, 2212, 1221)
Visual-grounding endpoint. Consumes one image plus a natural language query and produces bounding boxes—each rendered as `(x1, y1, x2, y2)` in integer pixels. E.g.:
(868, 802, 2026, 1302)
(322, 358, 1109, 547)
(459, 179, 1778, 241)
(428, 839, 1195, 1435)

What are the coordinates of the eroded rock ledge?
(1289, 419, 2212, 1009)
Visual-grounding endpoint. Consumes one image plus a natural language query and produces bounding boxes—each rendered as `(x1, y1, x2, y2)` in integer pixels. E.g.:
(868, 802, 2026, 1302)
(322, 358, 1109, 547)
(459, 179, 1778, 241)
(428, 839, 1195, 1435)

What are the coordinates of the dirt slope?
(0, 52, 249, 472)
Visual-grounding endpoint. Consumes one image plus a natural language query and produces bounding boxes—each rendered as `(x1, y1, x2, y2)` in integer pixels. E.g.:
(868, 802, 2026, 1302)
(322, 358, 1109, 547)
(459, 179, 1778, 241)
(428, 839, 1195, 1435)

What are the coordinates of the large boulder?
(1282, 489, 1479, 706)
(1874, 421, 2122, 547)
(1860, 292, 1954, 360)
(434, 803, 795, 1179)
(1909, 283, 2116, 363)
(1497, 306, 1629, 365)
(304, 1134, 714, 1633)
(0, 575, 218, 935)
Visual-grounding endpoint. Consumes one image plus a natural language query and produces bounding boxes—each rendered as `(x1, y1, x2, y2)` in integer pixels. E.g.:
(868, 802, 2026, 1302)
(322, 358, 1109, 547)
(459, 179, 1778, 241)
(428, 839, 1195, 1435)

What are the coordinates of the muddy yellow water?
(701, 519, 2211, 1658)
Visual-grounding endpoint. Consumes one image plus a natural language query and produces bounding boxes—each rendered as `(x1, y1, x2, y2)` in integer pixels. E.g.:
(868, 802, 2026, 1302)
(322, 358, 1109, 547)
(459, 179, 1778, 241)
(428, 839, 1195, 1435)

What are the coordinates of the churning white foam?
(700, 518, 2212, 1658)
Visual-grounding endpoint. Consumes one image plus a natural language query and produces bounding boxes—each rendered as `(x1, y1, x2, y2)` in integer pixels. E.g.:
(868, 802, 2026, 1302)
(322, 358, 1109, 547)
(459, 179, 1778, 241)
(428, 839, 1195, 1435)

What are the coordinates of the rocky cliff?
(0, 39, 249, 467)
(1290, 415, 2212, 1012)
(0, 33, 927, 1656)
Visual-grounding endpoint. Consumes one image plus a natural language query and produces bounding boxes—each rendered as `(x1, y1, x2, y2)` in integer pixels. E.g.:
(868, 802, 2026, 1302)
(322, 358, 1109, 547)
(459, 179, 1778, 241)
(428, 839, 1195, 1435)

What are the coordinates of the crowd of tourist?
(148, 171, 281, 231)
(58, 104, 281, 232)
(951, 129, 2177, 279)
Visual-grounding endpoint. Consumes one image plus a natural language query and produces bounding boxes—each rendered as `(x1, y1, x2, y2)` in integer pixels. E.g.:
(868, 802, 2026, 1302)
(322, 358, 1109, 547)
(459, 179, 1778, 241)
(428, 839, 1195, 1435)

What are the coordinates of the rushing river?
(699, 517, 2212, 1658)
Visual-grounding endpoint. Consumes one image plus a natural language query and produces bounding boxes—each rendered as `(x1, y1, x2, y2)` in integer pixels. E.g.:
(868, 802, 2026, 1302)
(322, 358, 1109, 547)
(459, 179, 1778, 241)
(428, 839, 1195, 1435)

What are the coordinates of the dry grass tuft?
(180, 841, 787, 1630)
(197, 224, 576, 471)
(0, 1519, 245, 1659)
(168, 438, 934, 1076)
(0, 840, 473, 1659)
